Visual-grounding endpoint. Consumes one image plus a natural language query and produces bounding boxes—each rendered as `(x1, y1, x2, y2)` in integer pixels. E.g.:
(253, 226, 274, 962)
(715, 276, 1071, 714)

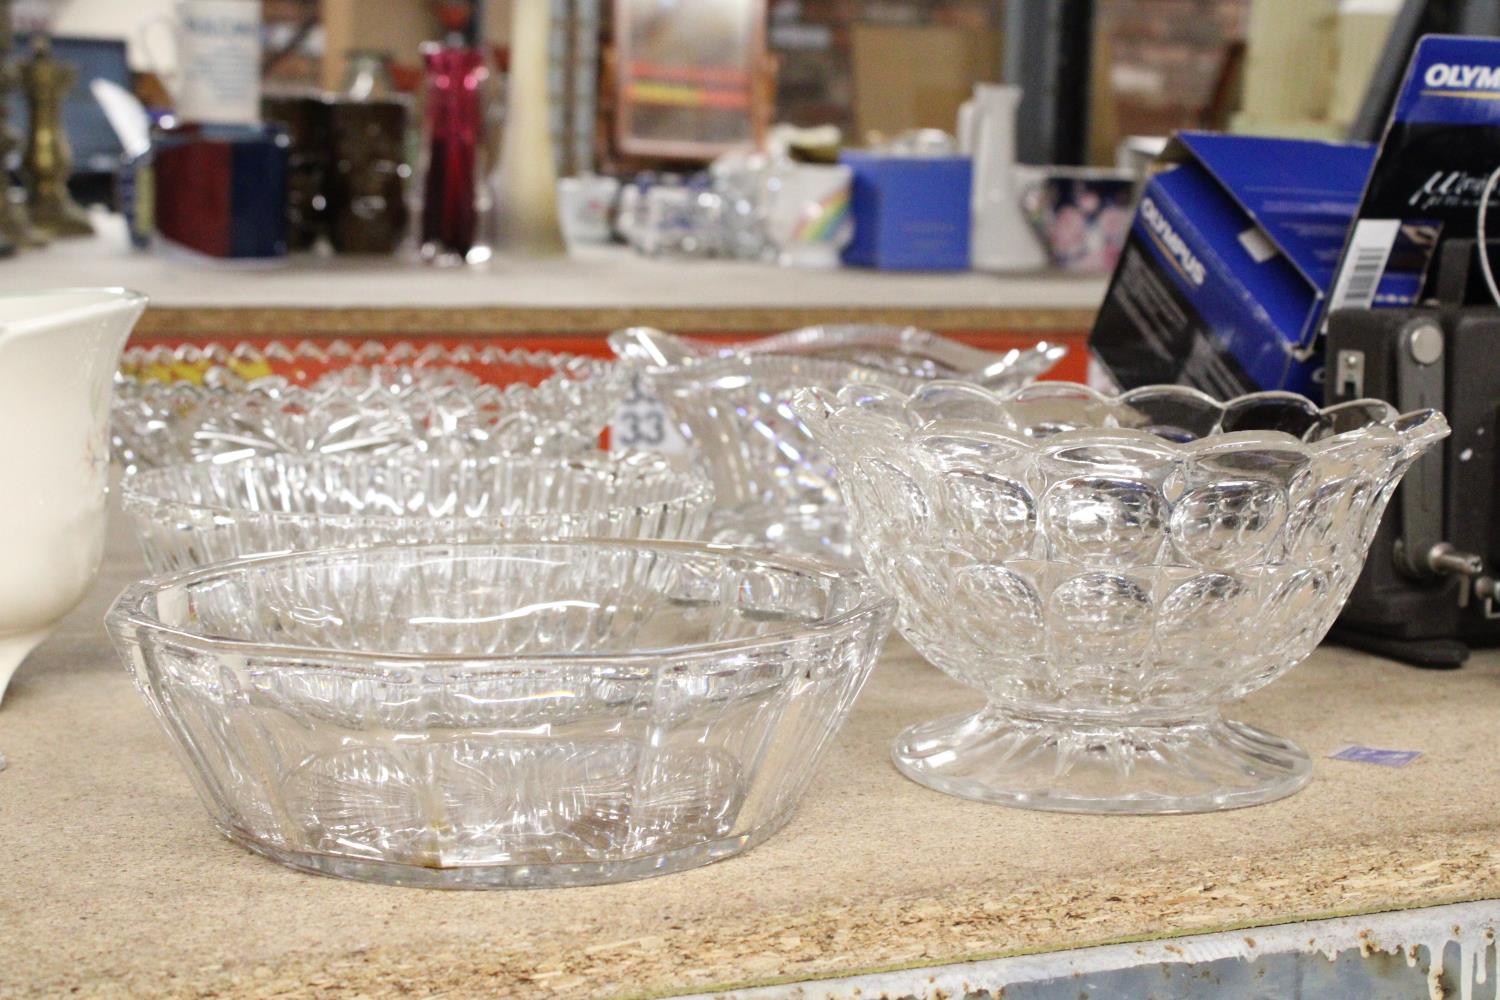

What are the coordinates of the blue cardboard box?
(840, 151, 971, 271)
(1089, 132, 1376, 398)
(1328, 35, 1500, 312)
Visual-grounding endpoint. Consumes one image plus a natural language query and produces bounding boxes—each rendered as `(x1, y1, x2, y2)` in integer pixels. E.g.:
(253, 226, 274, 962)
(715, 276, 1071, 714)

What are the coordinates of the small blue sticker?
(1329, 745, 1422, 768)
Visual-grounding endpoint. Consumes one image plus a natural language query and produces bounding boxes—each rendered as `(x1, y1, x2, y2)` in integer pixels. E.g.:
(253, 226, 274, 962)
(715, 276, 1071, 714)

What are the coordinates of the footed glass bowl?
(793, 381, 1448, 814)
(107, 541, 895, 888)
(610, 325, 1065, 562)
(122, 452, 713, 574)
(112, 340, 626, 470)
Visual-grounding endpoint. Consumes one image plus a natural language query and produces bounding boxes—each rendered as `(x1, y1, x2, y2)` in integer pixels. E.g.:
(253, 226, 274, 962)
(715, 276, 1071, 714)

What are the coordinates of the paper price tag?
(610, 370, 687, 455)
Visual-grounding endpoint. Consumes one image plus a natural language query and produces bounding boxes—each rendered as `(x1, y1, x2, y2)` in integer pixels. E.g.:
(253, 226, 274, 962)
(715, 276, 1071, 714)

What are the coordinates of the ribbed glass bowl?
(610, 325, 1065, 563)
(106, 541, 896, 888)
(112, 340, 627, 471)
(792, 380, 1449, 814)
(122, 452, 714, 574)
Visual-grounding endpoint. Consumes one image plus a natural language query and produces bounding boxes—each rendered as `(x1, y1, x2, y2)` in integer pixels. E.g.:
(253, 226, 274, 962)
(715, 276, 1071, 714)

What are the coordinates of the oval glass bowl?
(106, 541, 896, 888)
(112, 340, 628, 471)
(793, 381, 1449, 814)
(610, 325, 1065, 562)
(122, 452, 714, 574)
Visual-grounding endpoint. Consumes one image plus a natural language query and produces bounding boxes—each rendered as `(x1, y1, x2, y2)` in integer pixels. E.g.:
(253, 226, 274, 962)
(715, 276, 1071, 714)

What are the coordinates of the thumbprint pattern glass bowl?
(112, 339, 627, 470)
(610, 324, 1065, 563)
(122, 452, 713, 574)
(106, 541, 895, 888)
(792, 381, 1448, 814)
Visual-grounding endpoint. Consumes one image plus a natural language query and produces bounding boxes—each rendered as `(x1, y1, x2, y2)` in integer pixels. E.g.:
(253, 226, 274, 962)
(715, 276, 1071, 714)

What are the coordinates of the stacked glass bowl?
(610, 324, 1067, 563)
(106, 337, 897, 887)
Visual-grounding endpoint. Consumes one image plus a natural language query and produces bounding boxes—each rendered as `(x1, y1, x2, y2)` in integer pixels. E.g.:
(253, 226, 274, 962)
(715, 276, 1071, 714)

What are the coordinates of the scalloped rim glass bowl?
(112, 340, 628, 470)
(122, 451, 715, 574)
(792, 380, 1448, 814)
(609, 324, 1066, 563)
(106, 540, 896, 888)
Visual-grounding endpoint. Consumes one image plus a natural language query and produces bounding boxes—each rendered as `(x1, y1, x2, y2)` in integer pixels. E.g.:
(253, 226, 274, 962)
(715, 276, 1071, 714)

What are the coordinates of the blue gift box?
(839, 151, 972, 271)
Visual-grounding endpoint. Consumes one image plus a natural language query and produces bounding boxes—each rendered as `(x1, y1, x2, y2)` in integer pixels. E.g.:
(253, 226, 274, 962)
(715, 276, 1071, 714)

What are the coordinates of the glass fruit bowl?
(112, 339, 627, 470)
(792, 380, 1448, 814)
(122, 451, 714, 574)
(106, 540, 895, 888)
(610, 324, 1065, 562)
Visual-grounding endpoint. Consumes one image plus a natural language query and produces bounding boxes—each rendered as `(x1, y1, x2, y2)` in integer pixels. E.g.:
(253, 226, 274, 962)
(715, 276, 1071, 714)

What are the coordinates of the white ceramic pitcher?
(0, 289, 146, 705)
(957, 83, 1047, 272)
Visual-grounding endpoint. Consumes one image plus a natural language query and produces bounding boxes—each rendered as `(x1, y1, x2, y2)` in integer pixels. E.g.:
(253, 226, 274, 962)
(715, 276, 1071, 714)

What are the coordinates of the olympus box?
(1089, 132, 1374, 398)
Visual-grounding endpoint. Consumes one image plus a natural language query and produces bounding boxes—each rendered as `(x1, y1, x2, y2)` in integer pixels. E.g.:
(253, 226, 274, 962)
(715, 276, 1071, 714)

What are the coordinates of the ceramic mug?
(141, 0, 262, 126)
(765, 162, 853, 269)
(1018, 166, 1136, 274)
(557, 173, 621, 248)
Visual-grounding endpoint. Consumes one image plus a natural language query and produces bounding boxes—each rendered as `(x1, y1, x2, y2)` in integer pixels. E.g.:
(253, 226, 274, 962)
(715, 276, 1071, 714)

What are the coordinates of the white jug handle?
(956, 100, 976, 155)
(137, 15, 181, 102)
(1012, 165, 1048, 222)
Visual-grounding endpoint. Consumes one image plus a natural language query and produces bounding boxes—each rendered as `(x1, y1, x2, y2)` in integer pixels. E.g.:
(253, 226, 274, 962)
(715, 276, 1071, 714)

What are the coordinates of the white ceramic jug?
(0, 288, 146, 705)
(957, 83, 1047, 272)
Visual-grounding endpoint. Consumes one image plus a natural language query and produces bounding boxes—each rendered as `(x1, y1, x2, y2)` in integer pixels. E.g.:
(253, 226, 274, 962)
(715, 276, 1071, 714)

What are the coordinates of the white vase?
(490, 0, 567, 256)
(958, 83, 1047, 272)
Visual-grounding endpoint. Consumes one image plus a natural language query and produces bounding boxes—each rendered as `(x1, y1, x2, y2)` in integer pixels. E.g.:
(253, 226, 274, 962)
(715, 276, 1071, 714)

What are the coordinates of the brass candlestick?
(0, 0, 40, 250)
(22, 36, 92, 239)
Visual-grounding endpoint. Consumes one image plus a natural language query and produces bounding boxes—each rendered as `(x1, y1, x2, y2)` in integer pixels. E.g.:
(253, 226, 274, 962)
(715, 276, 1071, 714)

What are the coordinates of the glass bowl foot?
(892, 708, 1311, 814)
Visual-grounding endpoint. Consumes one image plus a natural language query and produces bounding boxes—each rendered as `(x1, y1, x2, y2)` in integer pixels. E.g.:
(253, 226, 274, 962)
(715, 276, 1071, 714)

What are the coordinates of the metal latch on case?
(1394, 321, 1448, 580)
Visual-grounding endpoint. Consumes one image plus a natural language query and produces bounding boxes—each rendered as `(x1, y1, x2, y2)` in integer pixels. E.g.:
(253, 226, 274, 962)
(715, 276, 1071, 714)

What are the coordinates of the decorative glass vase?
(418, 43, 489, 265)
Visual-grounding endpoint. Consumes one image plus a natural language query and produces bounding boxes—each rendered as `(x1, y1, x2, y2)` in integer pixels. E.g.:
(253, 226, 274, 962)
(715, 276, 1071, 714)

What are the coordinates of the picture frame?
(612, 0, 767, 160)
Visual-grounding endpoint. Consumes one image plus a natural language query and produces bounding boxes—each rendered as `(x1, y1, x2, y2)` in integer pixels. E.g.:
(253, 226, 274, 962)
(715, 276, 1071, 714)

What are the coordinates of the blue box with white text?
(839, 151, 971, 271)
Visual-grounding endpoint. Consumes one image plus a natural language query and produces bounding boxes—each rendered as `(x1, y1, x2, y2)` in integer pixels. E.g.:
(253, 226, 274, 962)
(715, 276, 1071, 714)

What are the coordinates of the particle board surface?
(3, 510, 1498, 999)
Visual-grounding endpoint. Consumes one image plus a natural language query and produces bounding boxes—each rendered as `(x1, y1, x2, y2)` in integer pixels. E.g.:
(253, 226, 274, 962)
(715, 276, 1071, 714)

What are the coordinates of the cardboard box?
(840, 151, 971, 272)
(1089, 132, 1374, 398)
(850, 23, 1003, 144)
(152, 128, 289, 259)
(1327, 34, 1500, 313)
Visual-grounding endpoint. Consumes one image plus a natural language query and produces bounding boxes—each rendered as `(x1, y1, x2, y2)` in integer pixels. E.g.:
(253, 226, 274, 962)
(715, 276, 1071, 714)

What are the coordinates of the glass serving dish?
(122, 452, 714, 574)
(112, 340, 627, 471)
(610, 325, 1066, 562)
(792, 380, 1449, 814)
(106, 540, 895, 888)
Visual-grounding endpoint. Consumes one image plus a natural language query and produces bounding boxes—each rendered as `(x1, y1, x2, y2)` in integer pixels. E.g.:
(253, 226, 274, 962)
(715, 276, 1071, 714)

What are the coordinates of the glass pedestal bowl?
(106, 541, 895, 888)
(122, 451, 713, 574)
(610, 325, 1065, 563)
(112, 340, 627, 471)
(792, 381, 1449, 814)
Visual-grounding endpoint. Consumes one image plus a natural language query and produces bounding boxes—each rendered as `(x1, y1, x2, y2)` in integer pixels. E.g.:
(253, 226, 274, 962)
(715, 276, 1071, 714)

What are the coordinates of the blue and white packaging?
(839, 151, 971, 271)
(1089, 132, 1375, 397)
(1327, 35, 1500, 312)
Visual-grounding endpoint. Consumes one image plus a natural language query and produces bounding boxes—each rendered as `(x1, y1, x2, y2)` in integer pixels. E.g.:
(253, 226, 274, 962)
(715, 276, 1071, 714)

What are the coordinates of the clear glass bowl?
(106, 541, 895, 888)
(122, 452, 714, 574)
(610, 325, 1065, 562)
(792, 381, 1449, 814)
(112, 340, 627, 471)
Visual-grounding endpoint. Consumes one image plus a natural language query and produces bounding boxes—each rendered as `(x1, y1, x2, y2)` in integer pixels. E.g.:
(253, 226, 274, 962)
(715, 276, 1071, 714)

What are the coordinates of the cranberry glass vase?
(419, 44, 488, 263)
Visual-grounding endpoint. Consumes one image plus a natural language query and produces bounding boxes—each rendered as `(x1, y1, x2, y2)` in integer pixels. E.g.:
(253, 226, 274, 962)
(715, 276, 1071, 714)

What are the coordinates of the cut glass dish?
(107, 540, 895, 888)
(610, 324, 1065, 562)
(792, 380, 1448, 814)
(122, 451, 713, 574)
(112, 339, 627, 470)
